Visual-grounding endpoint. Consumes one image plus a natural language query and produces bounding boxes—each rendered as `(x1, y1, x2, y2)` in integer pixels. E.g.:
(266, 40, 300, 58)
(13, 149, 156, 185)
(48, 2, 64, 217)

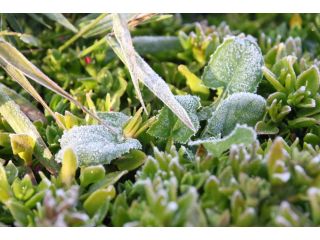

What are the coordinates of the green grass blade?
(0, 86, 58, 174)
(0, 60, 65, 129)
(0, 40, 106, 129)
(42, 13, 78, 33)
(0, 83, 45, 122)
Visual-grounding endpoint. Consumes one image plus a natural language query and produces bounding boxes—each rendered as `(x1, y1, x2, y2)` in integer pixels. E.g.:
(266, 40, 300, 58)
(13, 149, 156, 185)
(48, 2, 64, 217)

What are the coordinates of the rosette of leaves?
(178, 22, 231, 66)
(190, 36, 265, 156)
(256, 54, 320, 141)
(0, 147, 127, 226)
(112, 137, 320, 226)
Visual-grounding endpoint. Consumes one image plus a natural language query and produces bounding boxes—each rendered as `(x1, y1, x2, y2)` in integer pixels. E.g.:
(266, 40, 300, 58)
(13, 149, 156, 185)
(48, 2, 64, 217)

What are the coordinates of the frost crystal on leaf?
(202, 36, 264, 94)
(189, 125, 257, 157)
(56, 112, 141, 166)
(205, 92, 266, 137)
(147, 95, 200, 144)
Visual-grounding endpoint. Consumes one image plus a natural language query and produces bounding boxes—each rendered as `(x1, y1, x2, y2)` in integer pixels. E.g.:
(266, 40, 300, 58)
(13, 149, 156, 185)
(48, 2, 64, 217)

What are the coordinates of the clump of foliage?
(0, 13, 320, 226)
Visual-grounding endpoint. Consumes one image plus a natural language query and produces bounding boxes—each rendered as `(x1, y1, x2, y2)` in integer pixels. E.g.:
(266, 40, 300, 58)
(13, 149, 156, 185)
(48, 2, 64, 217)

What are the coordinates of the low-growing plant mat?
(0, 13, 320, 226)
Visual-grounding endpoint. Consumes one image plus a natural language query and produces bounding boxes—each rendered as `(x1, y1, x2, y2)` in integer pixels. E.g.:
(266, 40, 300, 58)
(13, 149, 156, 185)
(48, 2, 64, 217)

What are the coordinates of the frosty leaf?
(205, 92, 266, 137)
(190, 125, 256, 157)
(97, 112, 130, 129)
(56, 125, 141, 166)
(147, 95, 200, 143)
(112, 13, 147, 113)
(202, 37, 263, 94)
(106, 36, 196, 132)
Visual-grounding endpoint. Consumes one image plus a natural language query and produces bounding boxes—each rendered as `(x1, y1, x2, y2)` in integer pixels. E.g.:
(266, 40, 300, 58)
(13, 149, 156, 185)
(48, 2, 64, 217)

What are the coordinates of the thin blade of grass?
(0, 60, 65, 129)
(42, 13, 78, 33)
(0, 40, 110, 130)
(58, 13, 108, 52)
(0, 83, 45, 122)
(106, 36, 196, 132)
(112, 13, 147, 113)
(0, 85, 58, 174)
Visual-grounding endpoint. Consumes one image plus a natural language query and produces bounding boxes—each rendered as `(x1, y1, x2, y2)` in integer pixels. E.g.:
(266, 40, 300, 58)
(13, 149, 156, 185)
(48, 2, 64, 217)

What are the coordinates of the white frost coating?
(56, 125, 141, 166)
(205, 92, 266, 137)
(167, 201, 178, 211)
(273, 172, 291, 183)
(112, 13, 147, 113)
(202, 36, 264, 94)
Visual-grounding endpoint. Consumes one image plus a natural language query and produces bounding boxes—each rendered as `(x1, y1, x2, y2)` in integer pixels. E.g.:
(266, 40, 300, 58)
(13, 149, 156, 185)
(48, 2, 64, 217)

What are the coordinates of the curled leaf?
(190, 125, 257, 157)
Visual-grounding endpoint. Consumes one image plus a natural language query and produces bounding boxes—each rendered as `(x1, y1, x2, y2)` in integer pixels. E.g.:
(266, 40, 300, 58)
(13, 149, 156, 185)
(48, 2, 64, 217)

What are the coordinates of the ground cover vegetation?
(0, 13, 320, 226)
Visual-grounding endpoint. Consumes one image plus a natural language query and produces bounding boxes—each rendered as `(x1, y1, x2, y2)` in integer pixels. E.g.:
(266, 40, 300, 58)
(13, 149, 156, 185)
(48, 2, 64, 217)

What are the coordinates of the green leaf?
(255, 121, 279, 135)
(12, 175, 35, 201)
(56, 113, 141, 166)
(0, 83, 45, 122)
(0, 86, 57, 174)
(83, 186, 115, 217)
(80, 165, 105, 188)
(296, 66, 320, 96)
(113, 149, 147, 171)
(202, 37, 263, 94)
(6, 200, 33, 226)
(106, 35, 196, 132)
(190, 125, 257, 157)
(178, 65, 210, 99)
(147, 95, 200, 143)
(205, 92, 266, 137)
(0, 163, 11, 203)
(81, 170, 127, 200)
(60, 148, 78, 186)
(9, 133, 36, 166)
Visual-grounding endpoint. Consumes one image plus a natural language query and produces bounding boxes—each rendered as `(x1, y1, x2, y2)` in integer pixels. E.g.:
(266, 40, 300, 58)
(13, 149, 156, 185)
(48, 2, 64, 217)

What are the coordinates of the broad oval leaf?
(56, 112, 140, 166)
(190, 125, 257, 157)
(202, 37, 263, 94)
(205, 92, 266, 137)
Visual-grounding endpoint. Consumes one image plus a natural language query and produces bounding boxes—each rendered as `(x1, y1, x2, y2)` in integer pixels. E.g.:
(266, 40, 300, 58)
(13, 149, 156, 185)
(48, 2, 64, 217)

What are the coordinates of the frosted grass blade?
(112, 13, 147, 113)
(0, 40, 111, 131)
(106, 36, 195, 132)
(0, 60, 65, 129)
